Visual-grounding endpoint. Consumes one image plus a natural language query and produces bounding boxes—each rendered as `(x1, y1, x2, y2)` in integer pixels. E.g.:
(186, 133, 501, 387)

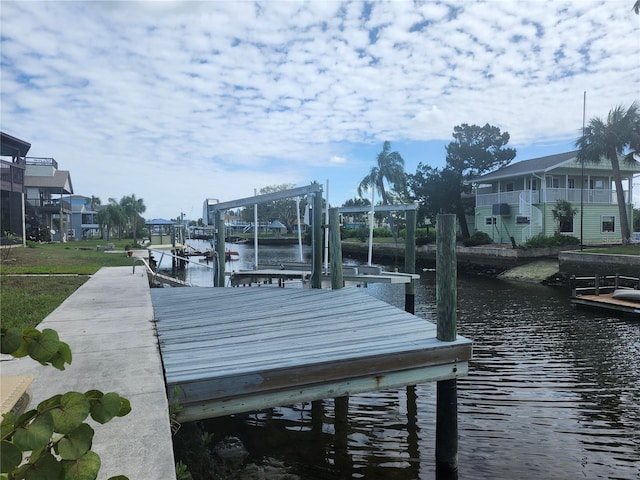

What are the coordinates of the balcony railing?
(476, 188, 629, 207)
(26, 198, 72, 211)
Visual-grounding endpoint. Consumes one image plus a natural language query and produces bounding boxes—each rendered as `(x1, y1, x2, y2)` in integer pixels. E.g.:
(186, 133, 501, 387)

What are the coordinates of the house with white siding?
(473, 151, 640, 245)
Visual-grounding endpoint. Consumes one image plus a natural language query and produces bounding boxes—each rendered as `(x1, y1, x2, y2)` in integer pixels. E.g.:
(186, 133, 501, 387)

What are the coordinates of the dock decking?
(570, 274, 640, 318)
(228, 267, 420, 287)
(571, 293, 640, 317)
(151, 286, 472, 422)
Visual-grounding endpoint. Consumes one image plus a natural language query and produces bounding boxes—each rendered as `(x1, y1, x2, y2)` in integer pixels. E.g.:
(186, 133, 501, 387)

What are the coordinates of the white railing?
(476, 188, 629, 207)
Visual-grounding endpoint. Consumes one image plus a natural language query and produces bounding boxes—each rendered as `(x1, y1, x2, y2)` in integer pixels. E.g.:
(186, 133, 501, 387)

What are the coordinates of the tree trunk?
(456, 198, 470, 239)
(609, 146, 631, 244)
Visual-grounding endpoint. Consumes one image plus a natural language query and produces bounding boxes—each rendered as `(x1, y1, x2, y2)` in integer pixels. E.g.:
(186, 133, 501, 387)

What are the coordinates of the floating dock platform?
(151, 286, 472, 422)
(571, 293, 640, 318)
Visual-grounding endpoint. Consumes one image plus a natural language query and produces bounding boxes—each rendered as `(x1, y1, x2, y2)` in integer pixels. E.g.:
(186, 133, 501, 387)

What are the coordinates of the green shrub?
(462, 231, 494, 247)
(522, 232, 580, 248)
(416, 229, 436, 245)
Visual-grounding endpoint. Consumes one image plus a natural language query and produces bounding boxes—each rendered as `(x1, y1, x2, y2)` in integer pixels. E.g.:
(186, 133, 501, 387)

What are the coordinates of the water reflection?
(173, 242, 640, 479)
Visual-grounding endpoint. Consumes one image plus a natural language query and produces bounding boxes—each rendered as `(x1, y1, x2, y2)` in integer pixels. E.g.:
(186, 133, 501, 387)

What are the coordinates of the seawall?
(341, 242, 567, 275)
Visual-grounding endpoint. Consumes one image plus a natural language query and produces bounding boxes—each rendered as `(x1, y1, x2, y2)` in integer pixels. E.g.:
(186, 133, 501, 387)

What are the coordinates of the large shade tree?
(576, 102, 640, 244)
(357, 141, 407, 239)
(411, 124, 515, 238)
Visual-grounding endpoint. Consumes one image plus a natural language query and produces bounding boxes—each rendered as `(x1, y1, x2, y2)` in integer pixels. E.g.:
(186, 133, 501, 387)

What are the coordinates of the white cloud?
(1, 0, 638, 218)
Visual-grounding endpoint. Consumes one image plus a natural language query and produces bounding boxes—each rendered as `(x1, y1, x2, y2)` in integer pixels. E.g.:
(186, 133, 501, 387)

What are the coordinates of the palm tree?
(576, 102, 640, 244)
(358, 141, 407, 204)
(634, 0, 639, 14)
(357, 141, 407, 239)
(88, 196, 101, 210)
(119, 194, 146, 245)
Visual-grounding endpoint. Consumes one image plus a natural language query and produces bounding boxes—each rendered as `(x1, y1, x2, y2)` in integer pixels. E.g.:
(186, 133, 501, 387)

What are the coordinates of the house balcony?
(26, 198, 72, 213)
(476, 188, 630, 208)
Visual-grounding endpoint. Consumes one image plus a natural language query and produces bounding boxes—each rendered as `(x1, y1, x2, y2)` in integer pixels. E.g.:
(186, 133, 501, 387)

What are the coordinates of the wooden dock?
(150, 286, 471, 422)
(570, 274, 640, 318)
(571, 294, 640, 317)
(229, 265, 419, 287)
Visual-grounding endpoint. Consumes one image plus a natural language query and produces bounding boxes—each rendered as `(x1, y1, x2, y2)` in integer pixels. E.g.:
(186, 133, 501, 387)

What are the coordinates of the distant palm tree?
(120, 194, 146, 245)
(89, 195, 101, 210)
(98, 199, 126, 241)
(358, 141, 407, 241)
(576, 102, 640, 244)
(358, 141, 407, 205)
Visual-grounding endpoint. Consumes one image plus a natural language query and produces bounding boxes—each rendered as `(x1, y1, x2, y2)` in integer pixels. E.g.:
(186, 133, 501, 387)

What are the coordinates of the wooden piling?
(311, 191, 323, 289)
(329, 207, 344, 289)
(435, 214, 458, 479)
(215, 211, 225, 287)
(404, 208, 417, 314)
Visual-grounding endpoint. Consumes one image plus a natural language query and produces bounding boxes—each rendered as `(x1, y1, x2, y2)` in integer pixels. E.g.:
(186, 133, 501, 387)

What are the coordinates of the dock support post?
(334, 396, 351, 474)
(311, 191, 323, 289)
(329, 208, 344, 289)
(404, 208, 417, 314)
(215, 210, 225, 287)
(435, 214, 458, 479)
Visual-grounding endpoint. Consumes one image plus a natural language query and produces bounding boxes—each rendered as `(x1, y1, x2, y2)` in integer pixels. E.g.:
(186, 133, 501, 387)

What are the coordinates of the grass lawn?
(581, 245, 640, 255)
(1, 240, 134, 329)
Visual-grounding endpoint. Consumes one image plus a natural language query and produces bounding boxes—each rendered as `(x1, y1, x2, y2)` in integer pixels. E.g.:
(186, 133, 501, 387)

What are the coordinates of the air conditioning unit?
(492, 203, 510, 216)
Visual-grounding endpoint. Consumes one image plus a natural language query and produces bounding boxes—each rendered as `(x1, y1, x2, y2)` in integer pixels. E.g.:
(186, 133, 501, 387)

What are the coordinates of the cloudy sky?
(1, 1, 638, 220)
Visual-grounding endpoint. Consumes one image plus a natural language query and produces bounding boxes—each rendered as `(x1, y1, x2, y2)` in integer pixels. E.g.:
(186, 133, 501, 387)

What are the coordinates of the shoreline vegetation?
(2, 238, 639, 330)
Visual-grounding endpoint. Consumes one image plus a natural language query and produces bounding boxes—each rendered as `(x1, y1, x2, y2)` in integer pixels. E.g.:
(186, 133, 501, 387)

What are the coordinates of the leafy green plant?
(175, 461, 191, 480)
(522, 232, 580, 248)
(0, 326, 131, 480)
(462, 231, 494, 247)
(1, 232, 18, 261)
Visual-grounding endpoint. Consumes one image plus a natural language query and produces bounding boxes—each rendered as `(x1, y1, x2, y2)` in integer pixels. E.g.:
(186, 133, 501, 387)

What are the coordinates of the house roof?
(475, 151, 580, 183)
(24, 170, 73, 194)
(268, 220, 286, 229)
(0, 132, 31, 158)
(146, 218, 175, 225)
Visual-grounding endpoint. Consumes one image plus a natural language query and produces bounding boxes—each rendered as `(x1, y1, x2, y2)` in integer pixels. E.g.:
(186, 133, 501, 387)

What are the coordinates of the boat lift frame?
(203, 184, 324, 288)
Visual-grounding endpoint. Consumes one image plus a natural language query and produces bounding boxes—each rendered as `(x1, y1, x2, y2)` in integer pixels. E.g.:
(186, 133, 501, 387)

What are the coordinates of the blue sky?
(1, 1, 638, 220)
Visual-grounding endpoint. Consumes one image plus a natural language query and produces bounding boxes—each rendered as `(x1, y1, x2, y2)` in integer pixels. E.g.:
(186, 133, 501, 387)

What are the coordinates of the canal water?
(166, 241, 640, 479)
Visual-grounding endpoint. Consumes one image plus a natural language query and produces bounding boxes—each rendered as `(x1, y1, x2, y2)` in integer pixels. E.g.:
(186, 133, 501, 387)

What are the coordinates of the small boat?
(225, 250, 239, 262)
(611, 289, 640, 303)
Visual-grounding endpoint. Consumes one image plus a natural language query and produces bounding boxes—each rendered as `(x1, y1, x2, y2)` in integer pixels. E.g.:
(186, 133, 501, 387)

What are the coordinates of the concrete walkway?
(0, 267, 176, 480)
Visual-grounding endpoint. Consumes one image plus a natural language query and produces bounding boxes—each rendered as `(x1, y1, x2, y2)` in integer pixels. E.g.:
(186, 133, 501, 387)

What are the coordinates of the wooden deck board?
(572, 293, 640, 317)
(151, 287, 471, 421)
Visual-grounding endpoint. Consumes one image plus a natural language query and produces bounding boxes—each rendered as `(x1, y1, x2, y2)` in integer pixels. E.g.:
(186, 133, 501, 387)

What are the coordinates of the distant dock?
(570, 274, 640, 318)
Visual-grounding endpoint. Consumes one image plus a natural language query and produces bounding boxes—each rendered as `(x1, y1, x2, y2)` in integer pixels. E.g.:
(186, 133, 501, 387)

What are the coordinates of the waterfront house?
(473, 151, 640, 245)
(0, 132, 30, 245)
(23, 157, 74, 242)
(67, 195, 100, 240)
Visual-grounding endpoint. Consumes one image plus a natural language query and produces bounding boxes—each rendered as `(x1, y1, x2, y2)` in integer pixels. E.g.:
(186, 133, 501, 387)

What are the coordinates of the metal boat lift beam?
(203, 184, 323, 225)
(338, 203, 418, 214)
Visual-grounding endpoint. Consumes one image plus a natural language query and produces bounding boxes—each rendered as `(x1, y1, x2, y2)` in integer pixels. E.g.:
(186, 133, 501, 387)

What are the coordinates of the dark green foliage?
(462, 231, 494, 246)
(522, 233, 580, 248)
(0, 326, 130, 479)
(409, 123, 516, 239)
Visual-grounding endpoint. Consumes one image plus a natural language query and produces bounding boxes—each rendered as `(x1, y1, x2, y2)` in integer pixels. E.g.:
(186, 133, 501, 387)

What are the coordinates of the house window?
(516, 216, 530, 225)
(602, 215, 615, 232)
(560, 217, 574, 233)
(485, 217, 497, 226)
(528, 178, 538, 190)
(550, 177, 559, 188)
(568, 178, 575, 189)
(505, 182, 514, 192)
